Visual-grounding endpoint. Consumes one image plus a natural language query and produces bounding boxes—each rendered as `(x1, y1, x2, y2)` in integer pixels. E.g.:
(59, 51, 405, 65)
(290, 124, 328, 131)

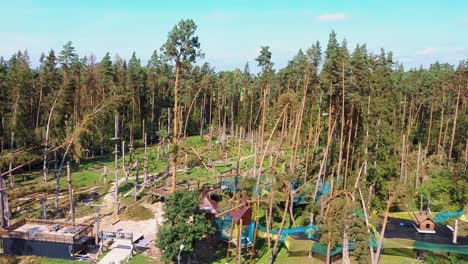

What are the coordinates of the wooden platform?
(150, 184, 186, 199)
(0, 219, 93, 244)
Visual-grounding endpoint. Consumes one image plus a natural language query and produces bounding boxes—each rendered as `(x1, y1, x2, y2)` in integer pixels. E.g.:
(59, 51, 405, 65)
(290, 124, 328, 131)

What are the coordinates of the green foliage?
(57, 41, 78, 69)
(419, 169, 466, 212)
(156, 190, 213, 261)
(160, 19, 203, 67)
(255, 46, 273, 72)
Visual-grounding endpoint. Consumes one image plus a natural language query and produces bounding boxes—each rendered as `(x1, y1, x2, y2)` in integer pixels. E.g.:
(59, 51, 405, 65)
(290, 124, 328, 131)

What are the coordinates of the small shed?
(413, 212, 436, 233)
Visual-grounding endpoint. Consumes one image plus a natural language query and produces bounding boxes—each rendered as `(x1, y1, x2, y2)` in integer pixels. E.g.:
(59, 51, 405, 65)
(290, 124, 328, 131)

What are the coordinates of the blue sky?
(1, 0, 467, 71)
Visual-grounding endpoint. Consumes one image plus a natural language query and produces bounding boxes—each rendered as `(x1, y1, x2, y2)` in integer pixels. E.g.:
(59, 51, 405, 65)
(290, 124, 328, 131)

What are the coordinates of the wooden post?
(114, 114, 119, 169)
(226, 218, 235, 262)
(235, 128, 243, 197)
(115, 165, 120, 216)
(426, 194, 431, 214)
(67, 162, 75, 226)
(250, 196, 260, 264)
(95, 207, 100, 245)
(122, 141, 128, 183)
(8, 162, 14, 188)
(0, 170, 8, 228)
(41, 198, 47, 220)
(453, 219, 458, 244)
(102, 164, 108, 183)
(144, 133, 148, 184)
(135, 159, 140, 184)
(420, 195, 423, 212)
(237, 218, 243, 264)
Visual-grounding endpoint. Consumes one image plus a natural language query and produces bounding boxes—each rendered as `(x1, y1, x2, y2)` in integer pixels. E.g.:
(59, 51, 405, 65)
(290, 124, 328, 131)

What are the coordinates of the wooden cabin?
(413, 212, 436, 233)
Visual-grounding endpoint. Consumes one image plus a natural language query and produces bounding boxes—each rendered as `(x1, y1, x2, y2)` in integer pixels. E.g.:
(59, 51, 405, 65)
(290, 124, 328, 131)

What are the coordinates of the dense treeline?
(0, 20, 466, 263)
(0, 32, 465, 168)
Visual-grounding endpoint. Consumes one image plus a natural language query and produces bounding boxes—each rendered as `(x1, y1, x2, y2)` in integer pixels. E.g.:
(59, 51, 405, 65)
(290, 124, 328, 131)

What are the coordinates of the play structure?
(213, 213, 467, 257)
(207, 177, 467, 260)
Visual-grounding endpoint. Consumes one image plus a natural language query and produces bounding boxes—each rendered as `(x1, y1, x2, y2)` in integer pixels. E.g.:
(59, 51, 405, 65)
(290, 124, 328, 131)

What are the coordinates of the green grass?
(39, 257, 76, 264)
(0, 256, 76, 264)
(121, 204, 153, 221)
(122, 254, 160, 264)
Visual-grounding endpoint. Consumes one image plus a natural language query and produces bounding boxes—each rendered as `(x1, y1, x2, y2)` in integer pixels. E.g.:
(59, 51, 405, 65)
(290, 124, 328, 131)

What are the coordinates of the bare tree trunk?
(200, 93, 206, 136)
(150, 84, 155, 144)
(337, 61, 346, 183)
(442, 117, 450, 156)
(268, 187, 291, 264)
(304, 108, 315, 182)
(255, 104, 288, 193)
(344, 98, 354, 188)
(426, 101, 434, 151)
(291, 72, 310, 174)
(415, 143, 421, 188)
(248, 87, 254, 135)
(184, 83, 204, 138)
(374, 195, 396, 264)
(359, 188, 375, 263)
(171, 64, 180, 193)
(364, 96, 370, 179)
(326, 231, 332, 264)
(266, 182, 274, 249)
(449, 77, 461, 161)
(437, 86, 445, 155)
(67, 163, 75, 226)
(342, 221, 350, 264)
(401, 135, 406, 183)
(313, 120, 336, 201)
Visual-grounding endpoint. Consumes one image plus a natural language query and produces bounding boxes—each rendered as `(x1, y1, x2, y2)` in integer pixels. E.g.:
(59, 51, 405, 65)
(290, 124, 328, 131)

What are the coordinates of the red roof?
(241, 193, 248, 205)
(201, 196, 218, 214)
(230, 207, 252, 225)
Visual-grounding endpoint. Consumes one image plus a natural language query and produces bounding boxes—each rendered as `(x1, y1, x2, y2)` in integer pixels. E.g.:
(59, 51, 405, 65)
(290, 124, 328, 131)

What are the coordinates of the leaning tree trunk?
(44, 91, 62, 182)
(448, 76, 461, 161)
(437, 86, 445, 155)
(269, 187, 291, 264)
(374, 194, 396, 264)
(184, 83, 204, 138)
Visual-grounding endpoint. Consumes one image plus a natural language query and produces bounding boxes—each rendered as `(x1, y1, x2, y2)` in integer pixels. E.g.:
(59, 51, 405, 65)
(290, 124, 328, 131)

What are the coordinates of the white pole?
(453, 219, 458, 244)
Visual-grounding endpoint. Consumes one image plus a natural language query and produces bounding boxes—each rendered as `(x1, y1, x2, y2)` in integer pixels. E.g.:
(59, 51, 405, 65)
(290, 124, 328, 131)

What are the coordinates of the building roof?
(201, 196, 218, 214)
(230, 207, 252, 225)
(414, 212, 433, 225)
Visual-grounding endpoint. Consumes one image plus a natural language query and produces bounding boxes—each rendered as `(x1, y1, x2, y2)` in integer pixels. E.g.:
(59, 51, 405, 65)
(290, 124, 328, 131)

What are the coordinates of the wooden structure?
(150, 184, 186, 201)
(0, 170, 10, 228)
(413, 212, 436, 233)
(200, 182, 222, 197)
(0, 219, 94, 259)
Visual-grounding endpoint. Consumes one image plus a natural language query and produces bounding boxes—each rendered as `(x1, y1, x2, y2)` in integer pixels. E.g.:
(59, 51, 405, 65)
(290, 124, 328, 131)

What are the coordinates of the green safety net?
(432, 209, 464, 223)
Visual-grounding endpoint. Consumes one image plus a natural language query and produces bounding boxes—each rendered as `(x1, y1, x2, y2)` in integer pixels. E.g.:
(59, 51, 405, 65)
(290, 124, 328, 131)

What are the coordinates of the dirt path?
(81, 173, 165, 262)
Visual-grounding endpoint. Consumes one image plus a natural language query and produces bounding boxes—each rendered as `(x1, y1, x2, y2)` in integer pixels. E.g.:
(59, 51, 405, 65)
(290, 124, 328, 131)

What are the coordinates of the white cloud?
(416, 47, 437, 55)
(461, 18, 468, 25)
(316, 13, 346, 22)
